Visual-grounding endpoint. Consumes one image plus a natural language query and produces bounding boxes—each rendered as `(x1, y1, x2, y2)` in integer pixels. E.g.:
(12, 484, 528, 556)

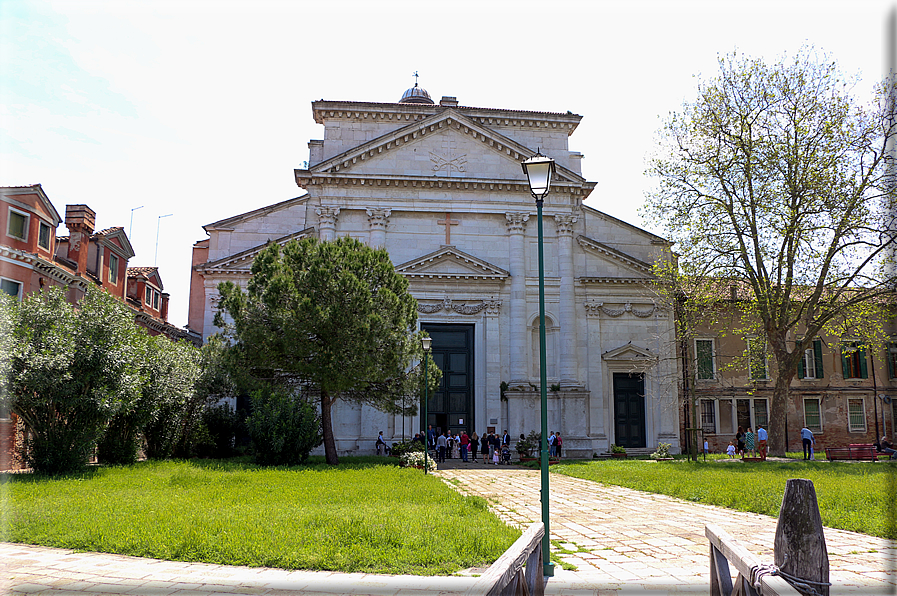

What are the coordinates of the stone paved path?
(3, 465, 894, 595)
(437, 466, 896, 594)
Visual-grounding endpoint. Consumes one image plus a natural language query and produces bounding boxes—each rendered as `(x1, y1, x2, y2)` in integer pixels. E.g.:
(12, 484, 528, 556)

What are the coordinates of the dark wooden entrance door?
(613, 372, 646, 448)
(422, 324, 474, 436)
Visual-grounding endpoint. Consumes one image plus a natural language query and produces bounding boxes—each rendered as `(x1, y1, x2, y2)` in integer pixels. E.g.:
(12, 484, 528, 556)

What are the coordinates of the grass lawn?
(0, 458, 519, 575)
(551, 458, 896, 539)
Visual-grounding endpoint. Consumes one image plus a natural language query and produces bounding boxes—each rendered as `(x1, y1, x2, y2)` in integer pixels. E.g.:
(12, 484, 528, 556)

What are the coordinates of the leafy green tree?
(4, 287, 142, 474)
(216, 237, 440, 465)
(136, 336, 202, 461)
(644, 48, 896, 456)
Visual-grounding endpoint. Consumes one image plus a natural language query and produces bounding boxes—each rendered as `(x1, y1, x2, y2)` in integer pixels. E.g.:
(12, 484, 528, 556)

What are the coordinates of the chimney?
(439, 96, 458, 107)
(65, 205, 95, 274)
(161, 293, 169, 322)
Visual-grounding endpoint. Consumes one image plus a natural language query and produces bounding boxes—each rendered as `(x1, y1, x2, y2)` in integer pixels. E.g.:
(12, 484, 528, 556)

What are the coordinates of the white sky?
(1, 0, 894, 328)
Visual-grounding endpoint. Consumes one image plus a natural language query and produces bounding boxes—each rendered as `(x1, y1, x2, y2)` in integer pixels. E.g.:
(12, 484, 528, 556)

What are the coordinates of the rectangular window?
(696, 339, 715, 380)
(153, 290, 160, 310)
(753, 399, 768, 429)
(145, 286, 152, 305)
(747, 338, 767, 380)
(0, 278, 22, 298)
(700, 399, 716, 433)
(847, 398, 866, 432)
(803, 398, 822, 433)
(841, 341, 868, 379)
(718, 399, 734, 434)
(7, 209, 28, 241)
(38, 221, 51, 250)
(108, 254, 119, 283)
(798, 339, 824, 379)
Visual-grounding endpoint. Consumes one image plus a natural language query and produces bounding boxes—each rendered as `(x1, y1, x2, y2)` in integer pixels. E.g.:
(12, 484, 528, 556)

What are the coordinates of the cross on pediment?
(438, 212, 459, 245)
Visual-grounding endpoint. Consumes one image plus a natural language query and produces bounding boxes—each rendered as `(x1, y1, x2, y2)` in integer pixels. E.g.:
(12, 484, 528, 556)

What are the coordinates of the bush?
(391, 440, 424, 457)
(399, 450, 434, 470)
(202, 403, 240, 458)
(650, 442, 672, 459)
(245, 387, 322, 466)
(97, 414, 141, 465)
(516, 431, 541, 458)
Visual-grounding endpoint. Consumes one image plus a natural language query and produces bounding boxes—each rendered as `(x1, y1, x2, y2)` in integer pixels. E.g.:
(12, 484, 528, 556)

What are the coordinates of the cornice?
(195, 228, 314, 274)
(312, 100, 582, 134)
(578, 277, 649, 285)
(396, 246, 509, 281)
(576, 236, 653, 274)
(0, 246, 86, 289)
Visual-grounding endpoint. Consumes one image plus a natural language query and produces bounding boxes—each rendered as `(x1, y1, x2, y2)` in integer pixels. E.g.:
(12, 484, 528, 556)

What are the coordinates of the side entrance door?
(421, 324, 474, 436)
(613, 372, 646, 448)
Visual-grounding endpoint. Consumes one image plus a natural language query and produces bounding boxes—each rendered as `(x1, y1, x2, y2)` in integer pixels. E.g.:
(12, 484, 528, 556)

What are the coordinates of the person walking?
(436, 431, 447, 463)
(446, 431, 455, 459)
(800, 426, 815, 460)
(556, 433, 563, 458)
(548, 432, 557, 457)
(376, 431, 388, 456)
(482, 433, 491, 464)
(427, 424, 436, 452)
(460, 431, 470, 462)
(757, 425, 768, 460)
(470, 432, 479, 462)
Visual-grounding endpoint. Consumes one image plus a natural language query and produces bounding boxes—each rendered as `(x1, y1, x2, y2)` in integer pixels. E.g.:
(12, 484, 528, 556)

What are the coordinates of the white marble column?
(484, 299, 503, 433)
(505, 212, 529, 388)
(316, 206, 340, 241)
(584, 300, 605, 443)
(554, 213, 580, 388)
(366, 208, 391, 247)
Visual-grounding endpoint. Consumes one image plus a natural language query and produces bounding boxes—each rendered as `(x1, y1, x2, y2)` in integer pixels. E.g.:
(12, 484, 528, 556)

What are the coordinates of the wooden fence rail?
(464, 522, 544, 596)
(707, 478, 830, 596)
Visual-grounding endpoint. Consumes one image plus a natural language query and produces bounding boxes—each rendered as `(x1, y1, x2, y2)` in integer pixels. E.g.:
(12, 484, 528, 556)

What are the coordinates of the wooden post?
(774, 479, 829, 596)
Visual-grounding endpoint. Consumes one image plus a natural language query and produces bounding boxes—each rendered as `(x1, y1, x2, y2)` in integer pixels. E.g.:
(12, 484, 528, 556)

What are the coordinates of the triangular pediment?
(195, 228, 315, 274)
(302, 110, 584, 185)
(602, 342, 658, 363)
(395, 246, 509, 281)
(577, 236, 653, 278)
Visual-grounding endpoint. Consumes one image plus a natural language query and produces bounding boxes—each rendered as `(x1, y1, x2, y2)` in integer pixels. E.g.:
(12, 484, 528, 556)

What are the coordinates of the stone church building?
(188, 85, 680, 457)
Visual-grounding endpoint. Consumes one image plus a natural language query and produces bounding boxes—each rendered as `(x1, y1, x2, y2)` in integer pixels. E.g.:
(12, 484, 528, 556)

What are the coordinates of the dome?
(399, 84, 434, 104)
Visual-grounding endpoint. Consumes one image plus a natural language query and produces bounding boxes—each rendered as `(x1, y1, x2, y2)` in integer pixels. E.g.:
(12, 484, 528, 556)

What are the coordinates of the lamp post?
(521, 150, 556, 578)
(421, 335, 432, 475)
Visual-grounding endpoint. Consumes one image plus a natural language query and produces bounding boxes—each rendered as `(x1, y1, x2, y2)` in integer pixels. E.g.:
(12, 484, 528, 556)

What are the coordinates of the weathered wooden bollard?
(774, 478, 829, 596)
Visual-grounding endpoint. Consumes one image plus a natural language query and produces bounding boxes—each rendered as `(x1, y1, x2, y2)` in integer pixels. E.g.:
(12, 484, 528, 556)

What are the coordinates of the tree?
(3, 286, 143, 474)
(645, 48, 896, 456)
(216, 237, 440, 465)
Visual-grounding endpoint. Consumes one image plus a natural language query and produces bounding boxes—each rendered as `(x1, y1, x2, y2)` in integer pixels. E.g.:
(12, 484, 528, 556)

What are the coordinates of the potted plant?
(610, 444, 627, 458)
(650, 442, 673, 460)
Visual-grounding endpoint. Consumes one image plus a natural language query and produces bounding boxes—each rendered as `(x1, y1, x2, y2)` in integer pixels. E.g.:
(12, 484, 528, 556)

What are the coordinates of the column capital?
(484, 299, 502, 317)
(584, 300, 604, 318)
(505, 211, 530, 233)
(553, 213, 578, 235)
(366, 208, 391, 230)
(316, 206, 341, 226)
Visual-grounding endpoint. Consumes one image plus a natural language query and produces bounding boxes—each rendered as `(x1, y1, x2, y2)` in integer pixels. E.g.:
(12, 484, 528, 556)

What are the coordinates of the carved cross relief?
(438, 212, 459, 245)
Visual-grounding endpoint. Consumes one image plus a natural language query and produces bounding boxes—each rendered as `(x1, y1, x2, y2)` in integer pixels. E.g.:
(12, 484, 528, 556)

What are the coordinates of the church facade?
(188, 87, 680, 457)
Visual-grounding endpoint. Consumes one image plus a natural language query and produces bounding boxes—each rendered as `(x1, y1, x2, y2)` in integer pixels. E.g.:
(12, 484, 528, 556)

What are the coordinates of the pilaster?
(506, 212, 530, 388)
(555, 213, 580, 388)
(316, 206, 340, 241)
(366, 208, 391, 247)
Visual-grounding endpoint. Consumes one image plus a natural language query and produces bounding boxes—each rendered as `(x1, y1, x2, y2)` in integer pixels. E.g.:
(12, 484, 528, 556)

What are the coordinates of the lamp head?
(421, 336, 432, 352)
(521, 151, 556, 201)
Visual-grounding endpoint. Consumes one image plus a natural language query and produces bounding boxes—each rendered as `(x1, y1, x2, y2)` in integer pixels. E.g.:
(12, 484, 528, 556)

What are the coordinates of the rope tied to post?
(750, 563, 832, 596)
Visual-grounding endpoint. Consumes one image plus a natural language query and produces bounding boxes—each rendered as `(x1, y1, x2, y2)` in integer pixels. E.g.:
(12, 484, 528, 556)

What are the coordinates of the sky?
(1, 0, 894, 329)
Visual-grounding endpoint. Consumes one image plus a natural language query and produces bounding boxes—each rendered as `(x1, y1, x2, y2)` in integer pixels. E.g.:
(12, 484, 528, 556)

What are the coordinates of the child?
(727, 441, 736, 458)
(703, 439, 709, 454)
(493, 447, 500, 465)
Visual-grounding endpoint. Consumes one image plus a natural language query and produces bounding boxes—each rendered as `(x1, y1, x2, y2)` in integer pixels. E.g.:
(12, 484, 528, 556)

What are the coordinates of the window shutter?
(813, 340, 824, 379)
(859, 346, 868, 379)
(841, 344, 849, 378)
(888, 344, 895, 379)
(797, 352, 805, 379)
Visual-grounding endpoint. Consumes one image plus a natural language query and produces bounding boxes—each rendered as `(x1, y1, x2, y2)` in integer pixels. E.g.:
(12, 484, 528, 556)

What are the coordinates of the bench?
(824, 443, 878, 461)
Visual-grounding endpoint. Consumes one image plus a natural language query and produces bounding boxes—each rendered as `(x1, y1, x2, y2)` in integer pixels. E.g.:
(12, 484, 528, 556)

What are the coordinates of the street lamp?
(421, 335, 432, 475)
(521, 149, 556, 578)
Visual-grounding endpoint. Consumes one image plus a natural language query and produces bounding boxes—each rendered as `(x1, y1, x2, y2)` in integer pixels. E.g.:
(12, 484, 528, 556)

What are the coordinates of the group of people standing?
(727, 425, 768, 459)
(425, 426, 512, 464)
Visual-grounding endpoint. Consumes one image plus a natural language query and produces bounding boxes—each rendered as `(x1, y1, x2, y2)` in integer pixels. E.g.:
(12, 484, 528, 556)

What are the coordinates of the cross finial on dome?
(413, 71, 419, 87)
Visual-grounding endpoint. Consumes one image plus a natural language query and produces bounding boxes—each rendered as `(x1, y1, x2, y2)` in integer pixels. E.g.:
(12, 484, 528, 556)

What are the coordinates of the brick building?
(0, 185, 198, 470)
(681, 296, 897, 455)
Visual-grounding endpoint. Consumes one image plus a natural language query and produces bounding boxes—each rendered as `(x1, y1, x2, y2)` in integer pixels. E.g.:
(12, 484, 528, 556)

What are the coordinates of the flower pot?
(611, 452, 627, 458)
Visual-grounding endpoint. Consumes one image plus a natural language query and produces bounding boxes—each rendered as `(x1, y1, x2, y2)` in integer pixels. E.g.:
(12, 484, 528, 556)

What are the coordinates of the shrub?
(391, 440, 424, 457)
(97, 414, 141, 465)
(202, 403, 240, 458)
(610, 444, 626, 454)
(245, 387, 322, 466)
(516, 431, 540, 458)
(400, 450, 434, 470)
(650, 442, 672, 459)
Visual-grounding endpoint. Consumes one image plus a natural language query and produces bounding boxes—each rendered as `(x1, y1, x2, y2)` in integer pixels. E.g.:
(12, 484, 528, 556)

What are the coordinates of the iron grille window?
(803, 398, 822, 433)
(847, 398, 865, 432)
(700, 399, 716, 433)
